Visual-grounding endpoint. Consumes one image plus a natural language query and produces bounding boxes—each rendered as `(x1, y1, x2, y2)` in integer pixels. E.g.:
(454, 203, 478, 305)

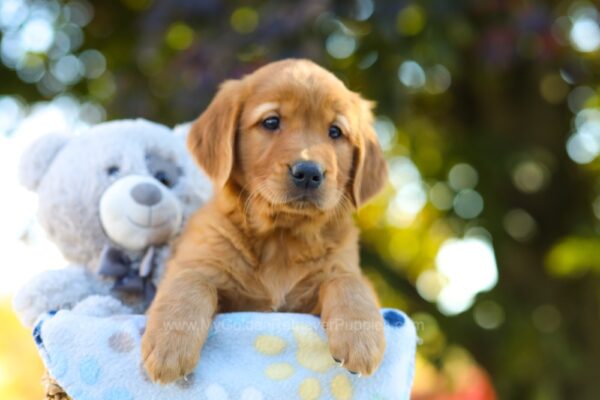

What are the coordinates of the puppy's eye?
(154, 170, 172, 188)
(107, 165, 120, 177)
(262, 116, 280, 131)
(328, 125, 343, 139)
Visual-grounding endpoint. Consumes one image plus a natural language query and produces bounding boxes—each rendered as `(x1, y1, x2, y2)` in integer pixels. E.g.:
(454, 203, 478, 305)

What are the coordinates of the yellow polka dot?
(254, 335, 287, 355)
(299, 378, 321, 400)
(292, 324, 335, 372)
(265, 363, 294, 380)
(331, 374, 353, 400)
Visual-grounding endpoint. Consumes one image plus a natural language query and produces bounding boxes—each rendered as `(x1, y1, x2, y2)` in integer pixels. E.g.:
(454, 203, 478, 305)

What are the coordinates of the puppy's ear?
(187, 80, 244, 189)
(351, 99, 388, 208)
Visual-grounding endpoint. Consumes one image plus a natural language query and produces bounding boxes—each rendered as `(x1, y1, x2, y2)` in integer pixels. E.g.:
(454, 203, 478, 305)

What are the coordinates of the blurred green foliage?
(3, 0, 600, 398)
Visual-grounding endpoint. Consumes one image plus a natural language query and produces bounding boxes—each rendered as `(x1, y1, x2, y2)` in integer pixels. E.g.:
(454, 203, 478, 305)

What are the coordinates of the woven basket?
(42, 370, 70, 400)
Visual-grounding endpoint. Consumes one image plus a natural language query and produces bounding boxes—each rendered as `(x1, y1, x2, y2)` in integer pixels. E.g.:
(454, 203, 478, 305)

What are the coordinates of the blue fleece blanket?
(34, 309, 416, 400)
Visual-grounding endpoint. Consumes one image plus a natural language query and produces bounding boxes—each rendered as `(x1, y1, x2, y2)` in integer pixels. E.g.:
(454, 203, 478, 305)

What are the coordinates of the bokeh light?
(569, 6, 600, 52)
(166, 22, 195, 51)
(473, 300, 504, 330)
(429, 182, 454, 211)
(503, 209, 537, 242)
(20, 17, 54, 53)
(398, 60, 426, 89)
(373, 116, 397, 151)
(79, 49, 106, 79)
(326, 31, 357, 59)
(230, 7, 259, 34)
(387, 157, 427, 227)
(592, 196, 600, 220)
(425, 65, 452, 94)
(435, 237, 498, 315)
(566, 107, 600, 164)
(511, 160, 549, 193)
(539, 74, 569, 104)
(353, 0, 373, 21)
(396, 5, 425, 37)
(567, 86, 594, 113)
(453, 189, 484, 219)
(448, 163, 478, 191)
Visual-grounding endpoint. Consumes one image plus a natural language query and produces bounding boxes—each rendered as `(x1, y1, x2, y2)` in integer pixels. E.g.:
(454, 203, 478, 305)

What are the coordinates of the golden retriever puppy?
(142, 59, 388, 383)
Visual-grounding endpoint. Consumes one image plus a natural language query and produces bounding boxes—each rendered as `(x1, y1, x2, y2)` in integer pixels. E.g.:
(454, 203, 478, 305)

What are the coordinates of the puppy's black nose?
(290, 161, 324, 189)
(131, 182, 162, 206)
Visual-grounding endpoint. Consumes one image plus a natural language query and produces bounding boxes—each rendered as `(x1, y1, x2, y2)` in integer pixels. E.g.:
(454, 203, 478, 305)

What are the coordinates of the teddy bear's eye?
(107, 166, 120, 177)
(146, 153, 180, 187)
(154, 170, 172, 188)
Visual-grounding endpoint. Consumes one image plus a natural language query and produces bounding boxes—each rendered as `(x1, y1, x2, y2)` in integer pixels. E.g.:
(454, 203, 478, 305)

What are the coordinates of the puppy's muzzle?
(289, 161, 324, 190)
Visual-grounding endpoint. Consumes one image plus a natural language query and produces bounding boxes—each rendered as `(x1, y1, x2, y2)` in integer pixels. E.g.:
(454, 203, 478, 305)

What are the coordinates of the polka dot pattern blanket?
(33, 309, 416, 400)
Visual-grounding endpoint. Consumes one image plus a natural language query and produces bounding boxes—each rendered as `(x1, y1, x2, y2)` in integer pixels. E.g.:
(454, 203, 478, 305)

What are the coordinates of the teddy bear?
(13, 118, 212, 328)
(13, 118, 212, 400)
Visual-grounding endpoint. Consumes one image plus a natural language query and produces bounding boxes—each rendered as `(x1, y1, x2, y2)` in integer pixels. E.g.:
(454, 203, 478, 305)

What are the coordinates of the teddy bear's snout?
(131, 182, 163, 207)
(99, 174, 183, 251)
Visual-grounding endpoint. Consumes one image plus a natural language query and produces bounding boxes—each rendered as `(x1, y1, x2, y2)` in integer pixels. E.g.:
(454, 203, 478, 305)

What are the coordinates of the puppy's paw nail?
(333, 357, 344, 367)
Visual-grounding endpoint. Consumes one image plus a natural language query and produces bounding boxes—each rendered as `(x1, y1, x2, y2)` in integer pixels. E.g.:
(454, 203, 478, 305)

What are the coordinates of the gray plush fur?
(18, 133, 69, 191)
(13, 119, 212, 327)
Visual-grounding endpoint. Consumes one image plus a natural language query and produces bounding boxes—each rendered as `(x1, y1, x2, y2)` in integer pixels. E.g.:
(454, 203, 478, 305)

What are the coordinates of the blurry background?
(1, 0, 599, 398)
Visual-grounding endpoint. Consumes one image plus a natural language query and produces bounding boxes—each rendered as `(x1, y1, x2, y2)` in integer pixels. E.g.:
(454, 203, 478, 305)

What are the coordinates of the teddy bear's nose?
(131, 182, 162, 206)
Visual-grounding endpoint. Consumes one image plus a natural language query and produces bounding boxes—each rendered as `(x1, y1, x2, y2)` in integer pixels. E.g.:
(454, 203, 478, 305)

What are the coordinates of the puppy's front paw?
(141, 325, 203, 384)
(326, 313, 386, 376)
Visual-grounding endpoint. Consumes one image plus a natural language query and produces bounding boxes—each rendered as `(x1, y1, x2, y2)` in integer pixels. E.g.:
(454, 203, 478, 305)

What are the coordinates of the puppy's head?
(188, 59, 387, 217)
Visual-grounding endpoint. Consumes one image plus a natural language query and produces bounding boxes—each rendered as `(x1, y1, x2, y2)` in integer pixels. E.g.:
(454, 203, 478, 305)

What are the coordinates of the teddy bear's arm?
(12, 267, 114, 328)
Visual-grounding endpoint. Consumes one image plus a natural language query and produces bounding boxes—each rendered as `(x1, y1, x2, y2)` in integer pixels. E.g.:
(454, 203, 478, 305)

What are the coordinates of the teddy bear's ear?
(172, 121, 193, 139)
(18, 133, 69, 191)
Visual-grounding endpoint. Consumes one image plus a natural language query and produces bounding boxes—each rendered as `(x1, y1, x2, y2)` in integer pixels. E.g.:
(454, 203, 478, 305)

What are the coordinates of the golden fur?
(142, 59, 389, 383)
